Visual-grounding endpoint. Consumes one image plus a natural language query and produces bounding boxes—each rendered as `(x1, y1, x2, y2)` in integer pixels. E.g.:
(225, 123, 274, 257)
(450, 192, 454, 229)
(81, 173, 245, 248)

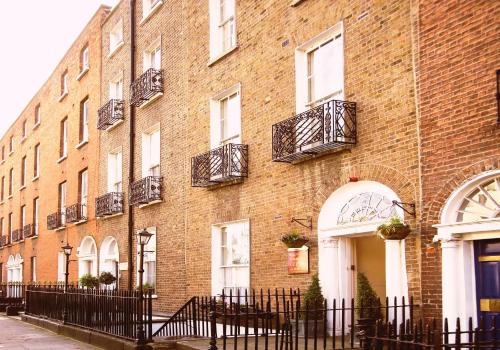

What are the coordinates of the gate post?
(208, 298, 218, 350)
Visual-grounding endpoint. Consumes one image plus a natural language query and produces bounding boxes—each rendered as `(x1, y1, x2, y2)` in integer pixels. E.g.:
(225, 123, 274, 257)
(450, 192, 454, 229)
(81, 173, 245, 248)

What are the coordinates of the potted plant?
(79, 273, 99, 289)
(98, 271, 117, 287)
(355, 272, 382, 346)
(297, 274, 325, 336)
(281, 231, 309, 248)
(376, 216, 410, 240)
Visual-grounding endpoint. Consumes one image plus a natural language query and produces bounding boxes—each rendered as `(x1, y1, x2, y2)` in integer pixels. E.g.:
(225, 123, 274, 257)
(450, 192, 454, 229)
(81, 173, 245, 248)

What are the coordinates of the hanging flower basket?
(281, 232, 309, 248)
(376, 217, 411, 240)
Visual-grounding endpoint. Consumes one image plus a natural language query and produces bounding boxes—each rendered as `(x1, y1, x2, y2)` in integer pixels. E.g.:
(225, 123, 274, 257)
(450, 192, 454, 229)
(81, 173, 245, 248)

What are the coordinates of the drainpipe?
(128, 0, 136, 291)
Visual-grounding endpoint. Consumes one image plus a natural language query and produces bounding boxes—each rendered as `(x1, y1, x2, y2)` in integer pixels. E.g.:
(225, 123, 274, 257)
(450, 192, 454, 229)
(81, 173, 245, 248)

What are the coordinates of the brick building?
(417, 0, 500, 323)
(0, 6, 110, 284)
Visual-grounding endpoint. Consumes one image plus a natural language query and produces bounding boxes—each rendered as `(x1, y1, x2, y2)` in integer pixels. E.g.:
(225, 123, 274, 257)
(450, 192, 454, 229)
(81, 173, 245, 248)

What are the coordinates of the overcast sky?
(0, 0, 118, 139)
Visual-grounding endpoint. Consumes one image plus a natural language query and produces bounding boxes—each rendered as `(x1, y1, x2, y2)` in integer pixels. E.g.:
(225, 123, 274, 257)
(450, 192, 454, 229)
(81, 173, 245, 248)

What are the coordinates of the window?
(109, 19, 123, 54)
(57, 252, 65, 282)
(295, 24, 344, 111)
(1, 177, 4, 201)
(0, 218, 4, 237)
(210, 85, 241, 148)
(1, 146, 4, 161)
(34, 104, 41, 125)
(79, 169, 88, 218)
(34, 144, 40, 178)
(136, 227, 156, 290)
(9, 136, 13, 154)
(60, 117, 68, 158)
(22, 120, 27, 139)
(211, 220, 250, 295)
(143, 38, 161, 71)
(8, 168, 13, 197)
(109, 77, 123, 100)
(80, 44, 89, 72)
(108, 150, 123, 192)
(209, 0, 236, 60)
(33, 197, 39, 236)
(20, 205, 26, 232)
(142, 0, 162, 19)
(8, 213, 12, 242)
(30, 256, 36, 282)
(61, 70, 68, 96)
(59, 182, 66, 225)
(21, 156, 26, 187)
(79, 98, 89, 143)
(141, 127, 160, 177)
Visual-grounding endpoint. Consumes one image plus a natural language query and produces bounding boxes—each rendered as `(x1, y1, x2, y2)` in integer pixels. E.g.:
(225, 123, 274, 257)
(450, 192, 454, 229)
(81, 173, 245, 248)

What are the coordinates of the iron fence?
(129, 176, 163, 206)
(11, 229, 23, 242)
(96, 192, 124, 217)
(130, 68, 163, 107)
(23, 224, 36, 238)
(47, 211, 64, 230)
(272, 99, 356, 163)
(25, 285, 153, 343)
(191, 143, 249, 187)
(97, 99, 124, 130)
(0, 235, 8, 247)
(66, 203, 87, 223)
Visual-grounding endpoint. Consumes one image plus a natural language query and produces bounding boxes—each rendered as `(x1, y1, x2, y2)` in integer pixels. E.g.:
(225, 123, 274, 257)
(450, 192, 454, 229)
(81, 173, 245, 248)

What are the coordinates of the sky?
(0, 0, 118, 139)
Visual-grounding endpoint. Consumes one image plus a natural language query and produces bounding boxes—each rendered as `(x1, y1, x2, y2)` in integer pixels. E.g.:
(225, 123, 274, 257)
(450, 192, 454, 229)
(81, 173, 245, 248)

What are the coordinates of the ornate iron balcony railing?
(66, 203, 87, 223)
(272, 99, 356, 163)
(0, 235, 8, 247)
(96, 192, 124, 217)
(191, 143, 249, 187)
(129, 176, 163, 206)
(11, 229, 23, 242)
(47, 211, 64, 230)
(97, 99, 124, 130)
(23, 224, 36, 238)
(130, 68, 163, 107)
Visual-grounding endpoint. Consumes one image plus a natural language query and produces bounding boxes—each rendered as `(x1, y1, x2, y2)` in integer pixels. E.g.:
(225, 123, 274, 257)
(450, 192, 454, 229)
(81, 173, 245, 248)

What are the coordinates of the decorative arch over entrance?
(7, 254, 23, 282)
(434, 170, 500, 324)
(99, 236, 119, 286)
(318, 181, 408, 333)
(77, 236, 98, 278)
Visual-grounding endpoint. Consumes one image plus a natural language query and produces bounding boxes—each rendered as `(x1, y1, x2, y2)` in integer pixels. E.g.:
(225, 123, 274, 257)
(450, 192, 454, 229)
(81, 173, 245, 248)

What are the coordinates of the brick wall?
(417, 0, 500, 319)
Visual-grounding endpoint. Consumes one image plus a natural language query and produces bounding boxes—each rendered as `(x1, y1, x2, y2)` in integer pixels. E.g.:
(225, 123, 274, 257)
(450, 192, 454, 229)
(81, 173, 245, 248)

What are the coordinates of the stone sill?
(108, 41, 124, 59)
(32, 175, 39, 182)
(76, 67, 89, 81)
(21, 137, 27, 144)
(54, 226, 66, 232)
(96, 212, 124, 220)
(208, 45, 239, 67)
(138, 199, 162, 209)
(19, 186, 26, 192)
(140, 0, 163, 25)
(9, 151, 14, 157)
(58, 91, 68, 102)
(290, 0, 306, 6)
(57, 155, 67, 164)
(105, 119, 124, 132)
(32, 122, 41, 130)
(75, 140, 88, 150)
(138, 92, 163, 109)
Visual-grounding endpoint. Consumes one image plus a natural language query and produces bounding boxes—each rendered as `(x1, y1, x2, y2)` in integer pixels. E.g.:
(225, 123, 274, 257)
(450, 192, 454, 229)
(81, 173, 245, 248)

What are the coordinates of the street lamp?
(61, 243, 73, 324)
(136, 229, 152, 344)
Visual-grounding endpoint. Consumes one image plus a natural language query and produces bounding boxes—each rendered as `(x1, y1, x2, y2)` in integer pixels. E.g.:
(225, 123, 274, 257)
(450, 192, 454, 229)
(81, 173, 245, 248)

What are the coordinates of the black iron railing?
(96, 192, 124, 217)
(47, 211, 64, 230)
(66, 203, 87, 223)
(0, 235, 9, 247)
(23, 224, 36, 239)
(191, 143, 249, 187)
(97, 99, 124, 130)
(130, 68, 163, 107)
(26, 286, 153, 343)
(11, 229, 23, 242)
(129, 176, 163, 206)
(272, 99, 356, 163)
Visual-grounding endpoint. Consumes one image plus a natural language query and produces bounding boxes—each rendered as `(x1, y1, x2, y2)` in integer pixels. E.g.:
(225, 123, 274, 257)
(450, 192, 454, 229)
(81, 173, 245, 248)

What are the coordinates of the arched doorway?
(434, 170, 500, 324)
(77, 236, 98, 279)
(7, 254, 23, 297)
(99, 236, 119, 288)
(318, 181, 408, 333)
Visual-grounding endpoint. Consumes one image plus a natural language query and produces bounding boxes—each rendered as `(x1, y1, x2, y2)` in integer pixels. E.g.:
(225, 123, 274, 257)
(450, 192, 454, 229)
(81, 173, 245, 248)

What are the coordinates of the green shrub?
(79, 273, 99, 289)
(98, 271, 117, 285)
(355, 272, 382, 320)
(302, 274, 325, 320)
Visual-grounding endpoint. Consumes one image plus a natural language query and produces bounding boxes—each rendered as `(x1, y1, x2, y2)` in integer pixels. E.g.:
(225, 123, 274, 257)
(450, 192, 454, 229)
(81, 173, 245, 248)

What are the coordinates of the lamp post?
(137, 228, 152, 345)
(61, 243, 73, 323)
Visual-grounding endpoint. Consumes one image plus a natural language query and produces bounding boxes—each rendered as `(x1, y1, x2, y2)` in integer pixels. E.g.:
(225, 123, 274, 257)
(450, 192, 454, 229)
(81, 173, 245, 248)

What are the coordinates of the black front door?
(475, 238, 500, 326)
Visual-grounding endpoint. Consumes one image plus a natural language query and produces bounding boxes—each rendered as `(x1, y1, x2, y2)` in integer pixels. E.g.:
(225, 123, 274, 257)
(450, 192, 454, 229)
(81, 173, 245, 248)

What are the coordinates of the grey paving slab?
(0, 315, 100, 349)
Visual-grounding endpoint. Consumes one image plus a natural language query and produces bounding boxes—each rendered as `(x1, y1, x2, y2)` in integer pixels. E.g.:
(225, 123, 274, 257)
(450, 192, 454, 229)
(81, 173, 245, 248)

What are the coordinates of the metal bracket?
(291, 217, 312, 230)
(392, 201, 416, 218)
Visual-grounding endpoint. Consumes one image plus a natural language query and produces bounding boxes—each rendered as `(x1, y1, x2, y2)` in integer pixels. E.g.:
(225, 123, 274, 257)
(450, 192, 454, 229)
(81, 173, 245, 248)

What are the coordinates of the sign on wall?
(287, 246, 309, 274)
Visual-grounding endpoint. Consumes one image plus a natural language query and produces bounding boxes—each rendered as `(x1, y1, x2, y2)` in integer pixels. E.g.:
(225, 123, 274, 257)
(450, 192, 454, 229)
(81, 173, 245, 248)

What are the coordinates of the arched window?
(7, 254, 23, 295)
(99, 236, 119, 287)
(456, 176, 500, 222)
(337, 192, 399, 225)
(77, 236, 98, 278)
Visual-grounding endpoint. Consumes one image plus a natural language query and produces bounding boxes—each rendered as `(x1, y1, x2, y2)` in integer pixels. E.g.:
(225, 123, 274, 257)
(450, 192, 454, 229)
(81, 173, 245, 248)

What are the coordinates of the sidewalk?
(0, 315, 100, 349)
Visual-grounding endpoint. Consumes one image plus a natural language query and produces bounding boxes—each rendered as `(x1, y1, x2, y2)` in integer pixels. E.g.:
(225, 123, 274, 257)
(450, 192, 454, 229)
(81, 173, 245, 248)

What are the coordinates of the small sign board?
(119, 262, 129, 271)
(287, 246, 309, 274)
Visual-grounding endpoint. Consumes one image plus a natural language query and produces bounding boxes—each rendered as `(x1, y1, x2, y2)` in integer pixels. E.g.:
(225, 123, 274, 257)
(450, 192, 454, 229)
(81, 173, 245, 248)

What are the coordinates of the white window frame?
(80, 170, 88, 218)
(22, 120, 27, 139)
(21, 156, 26, 187)
(141, 125, 161, 178)
(34, 105, 41, 126)
(209, 0, 237, 60)
(81, 46, 90, 71)
(136, 227, 156, 291)
(108, 149, 123, 193)
(57, 251, 65, 282)
(211, 219, 250, 296)
(141, 0, 163, 22)
(210, 84, 241, 149)
(59, 182, 66, 225)
(31, 256, 36, 282)
(143, 37, 162, 72)
(81, 99, 89, 143)
(109, 74, 124, 100)
(61, 71, 69, 96)
(33, 198, 39, 236)
(34, 144, 40, 179)
(61, 118, 68, 158)
(109, 19, 124, 56)
(295, 23, 344, 113)
(21, 205, 26, 231)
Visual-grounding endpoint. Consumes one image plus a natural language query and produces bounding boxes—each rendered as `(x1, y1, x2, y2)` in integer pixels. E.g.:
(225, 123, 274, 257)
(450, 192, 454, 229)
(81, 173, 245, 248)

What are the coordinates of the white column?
(385, 240, 408, 299)
(319, 237, 340, 335)
(441, 240, 462, 321)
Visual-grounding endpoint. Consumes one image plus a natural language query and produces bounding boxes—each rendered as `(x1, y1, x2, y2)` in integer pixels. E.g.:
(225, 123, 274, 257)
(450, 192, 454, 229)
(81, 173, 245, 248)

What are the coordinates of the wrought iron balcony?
(129, 176, 163, 206)
(96, 192, 124, 217)
(47, 211, 65, 230)
(11, 229, 23, 242)
(272, 99, 356, 163)
(97, 99, 124, 130)
(0, 235, 8, 247)
(191, 143, 249, 187)
(130, 68, 163, 107)
(66, 203, 87, 223)
(24, 224, 37, 238)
